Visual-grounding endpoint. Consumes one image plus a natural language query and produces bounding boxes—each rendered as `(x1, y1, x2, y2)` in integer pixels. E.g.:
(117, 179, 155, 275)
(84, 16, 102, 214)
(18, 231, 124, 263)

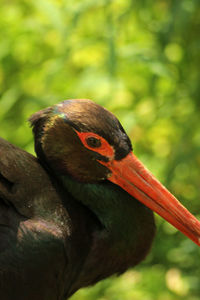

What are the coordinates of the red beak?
(100, 152, 200, 246)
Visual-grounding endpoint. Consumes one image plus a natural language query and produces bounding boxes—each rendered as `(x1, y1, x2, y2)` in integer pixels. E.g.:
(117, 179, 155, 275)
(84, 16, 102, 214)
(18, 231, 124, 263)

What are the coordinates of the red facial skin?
(76, 131, 200, 246)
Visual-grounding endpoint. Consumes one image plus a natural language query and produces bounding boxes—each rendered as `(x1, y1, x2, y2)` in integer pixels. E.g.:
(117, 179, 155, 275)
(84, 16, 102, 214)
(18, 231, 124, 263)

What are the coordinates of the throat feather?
(60, 175, 155, 253)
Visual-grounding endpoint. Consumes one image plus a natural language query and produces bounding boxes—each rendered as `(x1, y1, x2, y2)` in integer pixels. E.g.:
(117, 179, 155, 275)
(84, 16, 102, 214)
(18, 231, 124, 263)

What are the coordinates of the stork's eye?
(75, 130, 115, 159)
(86, 137, 102, 148)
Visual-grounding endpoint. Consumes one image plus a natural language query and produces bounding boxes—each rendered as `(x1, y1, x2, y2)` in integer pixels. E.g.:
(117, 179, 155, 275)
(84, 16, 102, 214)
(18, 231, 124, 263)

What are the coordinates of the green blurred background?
(0, 0, 200, 299)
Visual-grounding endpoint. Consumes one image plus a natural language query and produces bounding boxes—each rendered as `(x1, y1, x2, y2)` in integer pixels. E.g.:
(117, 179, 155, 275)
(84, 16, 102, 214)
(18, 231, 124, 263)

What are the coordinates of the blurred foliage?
(0, 0, 200, 299)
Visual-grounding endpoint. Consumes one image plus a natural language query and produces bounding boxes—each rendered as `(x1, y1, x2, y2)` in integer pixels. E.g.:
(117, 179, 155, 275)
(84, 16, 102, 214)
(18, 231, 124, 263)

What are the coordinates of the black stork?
(0, 99, 199, 300)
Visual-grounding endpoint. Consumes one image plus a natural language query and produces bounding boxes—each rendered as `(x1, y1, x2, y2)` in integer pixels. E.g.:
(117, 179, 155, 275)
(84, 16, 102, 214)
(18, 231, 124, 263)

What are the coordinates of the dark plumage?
(0, 137, 99, 299)
(0, 99, 199, 300)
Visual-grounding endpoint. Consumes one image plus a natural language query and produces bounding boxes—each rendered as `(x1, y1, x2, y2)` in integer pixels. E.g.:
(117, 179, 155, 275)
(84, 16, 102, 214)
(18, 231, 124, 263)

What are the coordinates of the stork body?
(0, 99, 199, 300)
(0, 138, 154, 299)
(0, 137, 95, 299)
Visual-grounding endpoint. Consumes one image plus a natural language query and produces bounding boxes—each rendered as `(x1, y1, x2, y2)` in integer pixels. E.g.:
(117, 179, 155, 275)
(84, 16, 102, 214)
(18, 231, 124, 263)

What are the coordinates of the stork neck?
(60, 175, 155, 249)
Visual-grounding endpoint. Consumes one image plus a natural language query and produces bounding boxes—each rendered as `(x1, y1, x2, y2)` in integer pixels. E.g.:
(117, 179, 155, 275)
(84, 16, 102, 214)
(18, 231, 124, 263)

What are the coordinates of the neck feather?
(56, 174, 156, 289)
(60, 175, 155, 255)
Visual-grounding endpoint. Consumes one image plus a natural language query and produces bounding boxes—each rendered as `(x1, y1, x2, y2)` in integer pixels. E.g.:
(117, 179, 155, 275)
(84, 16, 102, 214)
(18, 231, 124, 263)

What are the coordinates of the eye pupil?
(86, 137, 101, 148)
